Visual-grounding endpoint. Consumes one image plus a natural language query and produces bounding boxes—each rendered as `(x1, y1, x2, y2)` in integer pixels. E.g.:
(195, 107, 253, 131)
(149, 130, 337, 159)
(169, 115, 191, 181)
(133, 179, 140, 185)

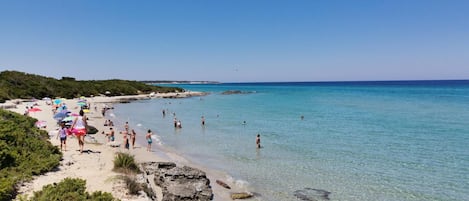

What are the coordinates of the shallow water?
(111, 81, 469, 201)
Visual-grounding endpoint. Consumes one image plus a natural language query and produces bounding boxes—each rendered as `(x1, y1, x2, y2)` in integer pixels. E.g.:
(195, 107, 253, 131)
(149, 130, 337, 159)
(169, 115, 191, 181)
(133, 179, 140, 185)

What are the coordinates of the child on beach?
(146, 129, 152, 152)
(56, 123, 67, 151)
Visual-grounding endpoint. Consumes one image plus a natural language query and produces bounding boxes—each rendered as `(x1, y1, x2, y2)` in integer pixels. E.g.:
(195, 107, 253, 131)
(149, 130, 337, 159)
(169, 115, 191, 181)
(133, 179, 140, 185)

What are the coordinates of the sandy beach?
(4, 92, 245, 201)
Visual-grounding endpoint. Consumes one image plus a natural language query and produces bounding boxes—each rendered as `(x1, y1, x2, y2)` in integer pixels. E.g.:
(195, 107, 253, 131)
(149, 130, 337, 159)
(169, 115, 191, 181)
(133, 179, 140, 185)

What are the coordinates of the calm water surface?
(111, 81, 469, 201)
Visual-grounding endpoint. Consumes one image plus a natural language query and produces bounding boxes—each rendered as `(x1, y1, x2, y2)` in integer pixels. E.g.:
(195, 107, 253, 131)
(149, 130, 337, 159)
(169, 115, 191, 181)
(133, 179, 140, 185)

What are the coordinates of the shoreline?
(3, 92, 247, 201)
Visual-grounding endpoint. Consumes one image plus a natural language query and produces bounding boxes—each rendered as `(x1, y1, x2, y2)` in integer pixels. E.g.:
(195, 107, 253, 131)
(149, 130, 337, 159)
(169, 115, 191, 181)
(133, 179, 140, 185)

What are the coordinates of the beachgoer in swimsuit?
(146, 129, 153, 152)
(131, 129, 136, 149)
(124, 122, 129, 130)
(256, 134, 261, 149)
(177, 120, 182, 128)
(56, 123, 67, 151)
(123, 132, 129, 150)
(108, 127, 115, 142)
(71, 114, 87, 153)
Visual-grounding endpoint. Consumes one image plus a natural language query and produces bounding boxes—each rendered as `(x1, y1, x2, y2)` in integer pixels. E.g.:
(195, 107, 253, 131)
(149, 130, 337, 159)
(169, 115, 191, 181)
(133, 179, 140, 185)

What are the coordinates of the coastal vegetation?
(25, 178, 117, 201)
(113, 153, 155, 198)
(0, 109, 62, 201)
(0, 71, 184, 103)
(113, 152, 139, 174)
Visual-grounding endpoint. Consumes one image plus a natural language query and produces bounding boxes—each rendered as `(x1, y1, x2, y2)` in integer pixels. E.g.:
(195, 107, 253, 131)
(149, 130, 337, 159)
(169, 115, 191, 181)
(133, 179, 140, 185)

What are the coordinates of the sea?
(109, 81, 469, 201)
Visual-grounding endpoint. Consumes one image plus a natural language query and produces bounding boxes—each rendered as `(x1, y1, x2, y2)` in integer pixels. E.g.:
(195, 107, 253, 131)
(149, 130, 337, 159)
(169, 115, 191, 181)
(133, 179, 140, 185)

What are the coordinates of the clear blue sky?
(1, 0, 468, 82)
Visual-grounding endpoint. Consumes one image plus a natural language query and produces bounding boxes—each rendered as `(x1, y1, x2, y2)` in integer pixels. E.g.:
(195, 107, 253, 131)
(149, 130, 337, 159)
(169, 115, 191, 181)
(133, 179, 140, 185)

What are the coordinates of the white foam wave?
(226, 175, 249, 189)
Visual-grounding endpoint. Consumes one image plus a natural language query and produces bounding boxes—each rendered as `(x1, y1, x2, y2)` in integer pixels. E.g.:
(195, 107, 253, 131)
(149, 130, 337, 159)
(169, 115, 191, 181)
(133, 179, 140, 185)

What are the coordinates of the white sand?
(4, 93, 245, 201)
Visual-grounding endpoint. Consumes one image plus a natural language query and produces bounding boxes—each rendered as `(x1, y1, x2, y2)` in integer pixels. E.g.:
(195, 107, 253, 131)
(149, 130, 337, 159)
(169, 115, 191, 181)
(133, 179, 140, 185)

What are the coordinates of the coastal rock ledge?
(142, 162, 213, 201)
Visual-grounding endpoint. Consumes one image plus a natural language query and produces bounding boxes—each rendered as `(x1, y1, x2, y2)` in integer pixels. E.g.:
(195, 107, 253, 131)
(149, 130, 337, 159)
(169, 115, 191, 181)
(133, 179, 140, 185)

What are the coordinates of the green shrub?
(113, 152, 139, 174)
(0, 70, 183, 101)
(122, 176, 141, 195)
(28, 178, 118, 201)
(0, 109, 62, 200)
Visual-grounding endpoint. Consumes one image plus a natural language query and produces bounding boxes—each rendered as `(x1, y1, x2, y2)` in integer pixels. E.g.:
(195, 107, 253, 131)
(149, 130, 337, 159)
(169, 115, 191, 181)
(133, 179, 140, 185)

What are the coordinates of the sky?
(0, 0, 468, 82)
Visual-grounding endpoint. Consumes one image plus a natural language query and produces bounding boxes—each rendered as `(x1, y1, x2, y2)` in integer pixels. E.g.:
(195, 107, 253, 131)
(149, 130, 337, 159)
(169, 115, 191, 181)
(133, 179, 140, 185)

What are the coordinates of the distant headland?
(141, 80, 221, 84)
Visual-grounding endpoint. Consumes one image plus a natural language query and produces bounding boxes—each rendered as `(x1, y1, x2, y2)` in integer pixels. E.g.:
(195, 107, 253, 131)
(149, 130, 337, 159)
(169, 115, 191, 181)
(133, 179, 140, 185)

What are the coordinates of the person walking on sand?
(56, 122, 67, 151)
(131, 129, 136, 149)
(71, 113, 87, 153)
(146, 129, 153, 151)
(256, 134, 261, 149)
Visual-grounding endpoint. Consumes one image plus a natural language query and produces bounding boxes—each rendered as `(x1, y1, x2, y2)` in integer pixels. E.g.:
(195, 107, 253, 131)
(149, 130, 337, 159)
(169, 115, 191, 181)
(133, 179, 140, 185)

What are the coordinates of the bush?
(113, 152, 139, 174)
(0, 70, 183, 101)
(122, 176, 141, 195)
(0, 109, 62, 200)
(28, 178, 118, 201)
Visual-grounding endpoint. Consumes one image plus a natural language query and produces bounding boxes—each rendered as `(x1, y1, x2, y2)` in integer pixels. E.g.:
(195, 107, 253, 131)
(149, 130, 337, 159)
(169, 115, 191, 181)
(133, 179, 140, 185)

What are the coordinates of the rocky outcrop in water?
(142, 162, 213, 201)
(293, 188, 331, 201)
(220, 90, 254, 95)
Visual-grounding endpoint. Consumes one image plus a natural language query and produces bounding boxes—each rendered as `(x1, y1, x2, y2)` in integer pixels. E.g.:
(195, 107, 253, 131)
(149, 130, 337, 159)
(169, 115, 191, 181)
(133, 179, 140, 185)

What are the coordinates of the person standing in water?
(256, 134, 261, 149)
(201, 116, 205, 126)
(123, 132, 130, 150)
(146, 129, 153, 152)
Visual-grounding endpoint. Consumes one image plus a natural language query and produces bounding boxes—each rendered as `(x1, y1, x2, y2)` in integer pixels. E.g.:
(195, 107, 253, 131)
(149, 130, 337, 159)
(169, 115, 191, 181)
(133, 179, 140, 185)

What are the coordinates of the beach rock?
(230, 192, 253, 200)
(86, 125, 98, 134)
(293, 188, 331, 201)
(142, 162, 213, 201)
(162, 92, 210, 99)
(221, 90, 254, 95)
(216, 180, 231, 189)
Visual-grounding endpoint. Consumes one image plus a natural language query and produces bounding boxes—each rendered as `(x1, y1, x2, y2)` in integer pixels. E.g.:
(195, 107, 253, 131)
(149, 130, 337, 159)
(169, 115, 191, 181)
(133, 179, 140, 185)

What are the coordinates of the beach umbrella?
(53, 112, 68, 121)
(59, 109, 70, 114)
(70, 113, 80, 117)
(77, 102, 87, 107)
(53, 99, 62, 105)
(61, 116, 74, 122)
(83, 109, 90, 113)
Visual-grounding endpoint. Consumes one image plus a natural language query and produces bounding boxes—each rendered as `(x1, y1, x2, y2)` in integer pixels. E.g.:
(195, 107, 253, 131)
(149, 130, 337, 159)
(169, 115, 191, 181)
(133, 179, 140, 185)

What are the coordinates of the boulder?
(293, 188, 331, 201)
(230, 192, 253, 200)
(221, 90, 254, 95)
(143, 162, 213, 201)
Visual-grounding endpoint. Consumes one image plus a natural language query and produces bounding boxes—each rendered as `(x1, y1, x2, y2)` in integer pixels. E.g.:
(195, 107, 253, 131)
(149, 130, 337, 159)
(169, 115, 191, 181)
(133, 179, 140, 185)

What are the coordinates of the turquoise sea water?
(111, 81, 469, 201)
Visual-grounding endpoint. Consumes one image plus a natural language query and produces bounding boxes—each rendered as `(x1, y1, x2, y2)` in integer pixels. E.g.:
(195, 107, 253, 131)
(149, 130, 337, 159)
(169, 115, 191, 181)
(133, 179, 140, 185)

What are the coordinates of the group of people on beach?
(101, 120, 154, 152)
(54, 106, 88, 153)
(54, 99, 262, 155)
